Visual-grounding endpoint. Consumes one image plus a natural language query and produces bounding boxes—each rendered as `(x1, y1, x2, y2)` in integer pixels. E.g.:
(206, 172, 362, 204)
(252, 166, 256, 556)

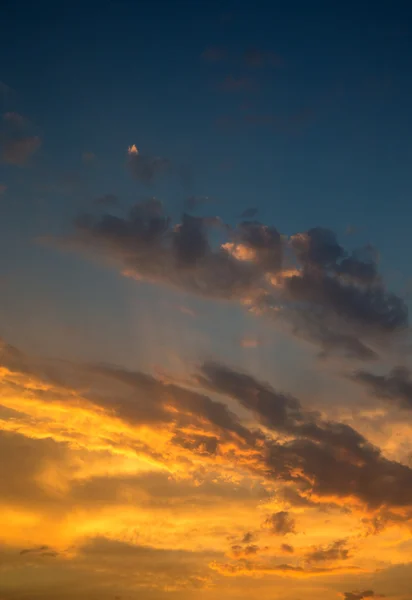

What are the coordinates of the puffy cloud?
(44, 203, 408, 361)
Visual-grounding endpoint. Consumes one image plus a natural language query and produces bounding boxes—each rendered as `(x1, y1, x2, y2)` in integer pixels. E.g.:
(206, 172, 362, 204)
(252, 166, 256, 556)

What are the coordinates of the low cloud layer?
(0, 338, 411, 598)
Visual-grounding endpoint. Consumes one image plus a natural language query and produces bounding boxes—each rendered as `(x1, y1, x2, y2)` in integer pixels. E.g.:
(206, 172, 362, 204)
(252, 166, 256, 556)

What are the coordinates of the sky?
(1, 1, 412, 599)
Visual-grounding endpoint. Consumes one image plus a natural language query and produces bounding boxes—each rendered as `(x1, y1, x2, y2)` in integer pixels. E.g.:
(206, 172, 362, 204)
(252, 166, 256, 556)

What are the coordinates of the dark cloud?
(127, 147, 171, 184)
(173, 213, 210, 266)
(198, 361, 412, 510)
(20, 546, 58, 557)
(241, 532, 255, 544)
(280, 543, 294, 553)
(343, 591, 381, 600)
(353, 366, 412, 410)
(230, 543, 261, 557)
(305, 539, 350, 563)
(3, 338, 412, 514)
(0, 112, 41, 165)
(48, 201, 260, 301)
(46, 204, 407, 361)
(263, 511, 296, 535)
(184, 195, 214, 211)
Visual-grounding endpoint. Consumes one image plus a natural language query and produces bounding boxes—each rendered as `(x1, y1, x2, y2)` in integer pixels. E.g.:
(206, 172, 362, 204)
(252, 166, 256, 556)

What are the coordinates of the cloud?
(5, 334, 412, 516)
(126, 144, 171, 184)
(20, 545, 57, 557)
(263, 511, 296, 535)
(305, 539, 350, 563)
(210, 559, 361, 578)
(2, 337, 412, 597)
(353, 366, 412, 410)
(44, 203, 407, 361)
(343, 591, 383, 600)
(0, 112, 41, 165)
(198, 361, 412, 510)
(0, 183, 6, 194)
(280, 543, 294, 553)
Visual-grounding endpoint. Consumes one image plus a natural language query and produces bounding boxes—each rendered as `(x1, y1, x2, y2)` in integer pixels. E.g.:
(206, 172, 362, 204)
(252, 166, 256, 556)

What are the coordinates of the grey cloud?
(199, 361, 412, 510)
(263, 511, 296, 535)
(353, 366, 412, 410)
(280, 543, 294, 553)
(343, 591, 381, 600)
(46, 204, 408, 360)
(305, 539, 350, 563)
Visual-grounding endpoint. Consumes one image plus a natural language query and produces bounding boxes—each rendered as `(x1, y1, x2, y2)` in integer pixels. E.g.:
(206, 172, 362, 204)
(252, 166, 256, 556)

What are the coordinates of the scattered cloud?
(305, 539, 350, 563)
(263, 511, 296, 536)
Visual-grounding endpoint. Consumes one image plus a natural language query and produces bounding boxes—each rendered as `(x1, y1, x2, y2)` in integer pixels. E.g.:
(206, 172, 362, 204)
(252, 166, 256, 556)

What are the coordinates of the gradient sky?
(1, 1, 412, 600)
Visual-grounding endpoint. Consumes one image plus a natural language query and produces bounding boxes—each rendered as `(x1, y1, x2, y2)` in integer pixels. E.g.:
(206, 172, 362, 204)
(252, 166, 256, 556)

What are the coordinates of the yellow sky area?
(0, 359, 412, 599)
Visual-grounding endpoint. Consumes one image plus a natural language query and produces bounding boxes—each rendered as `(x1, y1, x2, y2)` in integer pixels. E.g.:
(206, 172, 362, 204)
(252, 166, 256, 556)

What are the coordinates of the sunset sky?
(1, 2, 412, 599)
